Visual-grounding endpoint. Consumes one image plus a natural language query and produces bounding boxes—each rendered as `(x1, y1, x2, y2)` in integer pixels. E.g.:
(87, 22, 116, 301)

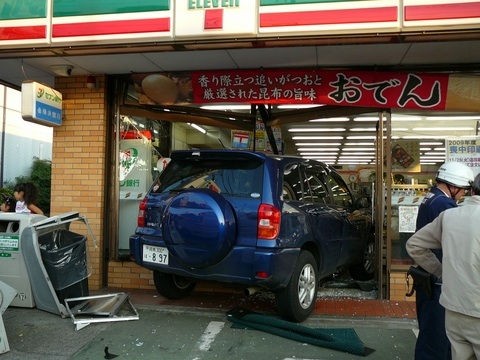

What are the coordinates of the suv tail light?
(257, 204, 281, 240)
(137, 197, 148, 227)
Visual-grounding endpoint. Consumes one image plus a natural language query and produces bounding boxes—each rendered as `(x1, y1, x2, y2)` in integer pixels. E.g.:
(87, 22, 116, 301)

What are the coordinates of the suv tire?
(349, 239, 375, 281)
(275, 250, 318, 322)
(153, 271, 196, 299)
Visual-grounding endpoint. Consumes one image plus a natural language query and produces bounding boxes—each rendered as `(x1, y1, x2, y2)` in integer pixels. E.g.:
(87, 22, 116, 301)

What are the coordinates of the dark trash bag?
(39, 229, 89, 291)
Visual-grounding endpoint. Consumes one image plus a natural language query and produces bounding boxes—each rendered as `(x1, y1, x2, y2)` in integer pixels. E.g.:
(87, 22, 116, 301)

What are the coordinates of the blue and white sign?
(21, 81, 62, 127)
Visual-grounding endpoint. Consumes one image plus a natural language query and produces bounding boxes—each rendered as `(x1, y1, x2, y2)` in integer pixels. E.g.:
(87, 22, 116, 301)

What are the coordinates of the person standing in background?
(406, 172, 480, 360)
(14, 182, 44, 215)
(412, 161, 474, 360)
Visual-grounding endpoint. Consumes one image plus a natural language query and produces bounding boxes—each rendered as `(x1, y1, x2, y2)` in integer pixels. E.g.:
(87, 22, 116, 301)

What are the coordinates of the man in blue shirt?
(413, 161, 474, 360)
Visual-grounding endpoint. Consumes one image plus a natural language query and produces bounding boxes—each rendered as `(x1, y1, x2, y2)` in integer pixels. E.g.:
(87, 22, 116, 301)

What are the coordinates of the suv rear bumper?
(129, 235, 299, 290)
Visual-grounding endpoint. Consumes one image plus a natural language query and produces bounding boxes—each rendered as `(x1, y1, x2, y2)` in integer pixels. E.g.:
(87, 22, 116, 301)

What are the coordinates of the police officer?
(413, 161, 474, 360)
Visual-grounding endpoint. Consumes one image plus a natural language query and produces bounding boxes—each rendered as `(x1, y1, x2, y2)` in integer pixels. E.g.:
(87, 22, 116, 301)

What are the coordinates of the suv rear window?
(153, 158, 263, 197)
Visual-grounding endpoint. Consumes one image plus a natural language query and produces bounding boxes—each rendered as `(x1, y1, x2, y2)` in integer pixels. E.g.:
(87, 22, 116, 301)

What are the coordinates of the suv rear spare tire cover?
(162, 189, 237, 268)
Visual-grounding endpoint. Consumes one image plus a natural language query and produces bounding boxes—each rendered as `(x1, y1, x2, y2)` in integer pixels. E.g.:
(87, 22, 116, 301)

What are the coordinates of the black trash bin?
(39, 229, 89, 303)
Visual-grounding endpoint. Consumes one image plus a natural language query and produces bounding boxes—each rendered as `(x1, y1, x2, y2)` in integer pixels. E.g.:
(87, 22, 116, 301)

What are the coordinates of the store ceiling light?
(341, 152, 375, 156)
(288, 128, 346, 132)
(346, 135, 376, 139)
(188, 123, 207, 134)
(420, 141, 443, 145)
(424, 116, 479, 121)
(344, 142, 374, 146)
(309, 117, 349, 122)
(413, 127, 474, 131)
(300, 152, 339, 156)
(342, 147, 375, 151)
(297, 147, 339, 151)
(351, 127, 376, 132)
(292, 136, 344, 140)
(295, 142, 342, 146)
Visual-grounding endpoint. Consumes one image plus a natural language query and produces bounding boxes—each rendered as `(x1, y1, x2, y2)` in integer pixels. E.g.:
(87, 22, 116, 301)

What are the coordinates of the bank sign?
(21, 81, 63, 127)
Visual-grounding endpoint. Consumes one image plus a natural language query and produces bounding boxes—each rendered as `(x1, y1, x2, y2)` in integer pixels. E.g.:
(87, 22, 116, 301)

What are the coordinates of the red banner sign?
(192, 69, 450, 111)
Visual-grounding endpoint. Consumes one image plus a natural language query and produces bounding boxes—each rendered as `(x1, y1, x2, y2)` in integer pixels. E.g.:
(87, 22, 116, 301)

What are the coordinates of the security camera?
(50, 64, 74, 77)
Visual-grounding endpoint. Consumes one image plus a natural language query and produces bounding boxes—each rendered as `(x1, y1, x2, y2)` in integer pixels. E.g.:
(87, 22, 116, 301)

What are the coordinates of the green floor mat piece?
(227, 308, 371, 356)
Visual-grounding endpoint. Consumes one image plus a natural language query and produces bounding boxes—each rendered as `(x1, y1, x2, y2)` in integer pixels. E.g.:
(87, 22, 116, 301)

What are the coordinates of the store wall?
(51, 75, 107, 290)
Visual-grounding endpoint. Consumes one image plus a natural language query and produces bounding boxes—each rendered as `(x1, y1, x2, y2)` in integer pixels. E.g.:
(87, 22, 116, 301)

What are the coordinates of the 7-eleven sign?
(175, 1, 256, 37)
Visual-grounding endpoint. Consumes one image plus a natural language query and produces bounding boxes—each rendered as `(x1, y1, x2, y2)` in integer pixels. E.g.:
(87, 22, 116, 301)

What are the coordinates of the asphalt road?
(2, 303, 416, 360)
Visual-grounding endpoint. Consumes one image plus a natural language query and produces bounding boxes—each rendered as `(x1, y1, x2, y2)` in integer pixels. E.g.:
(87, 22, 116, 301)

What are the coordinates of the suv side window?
(327, 172, 353, 208)
(283, 163, 303, 201)
(303, 164, 329, 204)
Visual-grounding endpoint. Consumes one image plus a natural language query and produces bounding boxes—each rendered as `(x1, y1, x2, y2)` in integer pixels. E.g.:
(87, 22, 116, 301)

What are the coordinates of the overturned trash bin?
(21, 212, 94, 317)
(39, 228, 89, 304)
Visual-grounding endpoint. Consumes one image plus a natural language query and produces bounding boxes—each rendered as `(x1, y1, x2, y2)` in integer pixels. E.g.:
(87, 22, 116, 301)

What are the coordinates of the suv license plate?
(143, 245, 169, 265)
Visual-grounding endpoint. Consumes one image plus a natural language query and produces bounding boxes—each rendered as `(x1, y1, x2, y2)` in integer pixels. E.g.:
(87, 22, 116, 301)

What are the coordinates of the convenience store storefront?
(1, 0, 480, 301)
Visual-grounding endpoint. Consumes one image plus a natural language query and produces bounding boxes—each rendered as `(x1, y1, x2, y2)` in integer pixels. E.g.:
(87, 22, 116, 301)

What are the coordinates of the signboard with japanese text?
(128, 70, 480, 112)
(21, 81, 63, 127)
(192, 69, 450, 111)
(446, 137, 480, 176)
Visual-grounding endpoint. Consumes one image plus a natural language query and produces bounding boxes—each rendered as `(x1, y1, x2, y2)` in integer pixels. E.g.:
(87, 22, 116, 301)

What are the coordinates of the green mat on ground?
(226, 308, 372, 356)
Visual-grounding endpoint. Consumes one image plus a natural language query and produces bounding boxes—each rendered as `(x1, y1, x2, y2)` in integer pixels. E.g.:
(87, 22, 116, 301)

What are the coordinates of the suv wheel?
(275, 250, 318, 322)
(349, 239, 375, 281)
(153, 271, 196, 299)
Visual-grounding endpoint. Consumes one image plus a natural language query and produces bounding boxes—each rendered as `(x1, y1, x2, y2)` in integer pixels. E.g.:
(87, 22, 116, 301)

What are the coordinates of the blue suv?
(130, 150, 375, 322)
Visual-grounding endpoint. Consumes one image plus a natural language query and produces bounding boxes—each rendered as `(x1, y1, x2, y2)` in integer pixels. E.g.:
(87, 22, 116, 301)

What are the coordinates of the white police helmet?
(436, 161, 474, 189)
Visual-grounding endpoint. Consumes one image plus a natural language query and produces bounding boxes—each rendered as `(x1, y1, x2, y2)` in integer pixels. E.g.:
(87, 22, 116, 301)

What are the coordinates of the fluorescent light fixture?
(424, 116, 479, 121)
(420, 156, 445, 160)
(294, 142, 342, 146)
(346, 135, 376, 139)
(353, 116, 381, 122)
(288, 128, 346, 132)
(201, 105, 252, 110)
(297, 148, 339, 151)
(338, 156, 374, 159)
(424, 151, 445, 155)
(392, 115, 423, 121)
(337, 161, 371, 164)
(341, 152, 375, 156)
(342, 147, 375, 151)
(292, 136, 344, 140)
(309, 117, 349, 122)
(300, 152, 339, 156)
(351, 127, 376, 132)
(402, 135, 447, 139)
(188, 123, 207, 134)
(413, 127, 474, 131)
(420, 142, 443, 145)
(277, 104, 324, 109)
(344, 142, 374, 146)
